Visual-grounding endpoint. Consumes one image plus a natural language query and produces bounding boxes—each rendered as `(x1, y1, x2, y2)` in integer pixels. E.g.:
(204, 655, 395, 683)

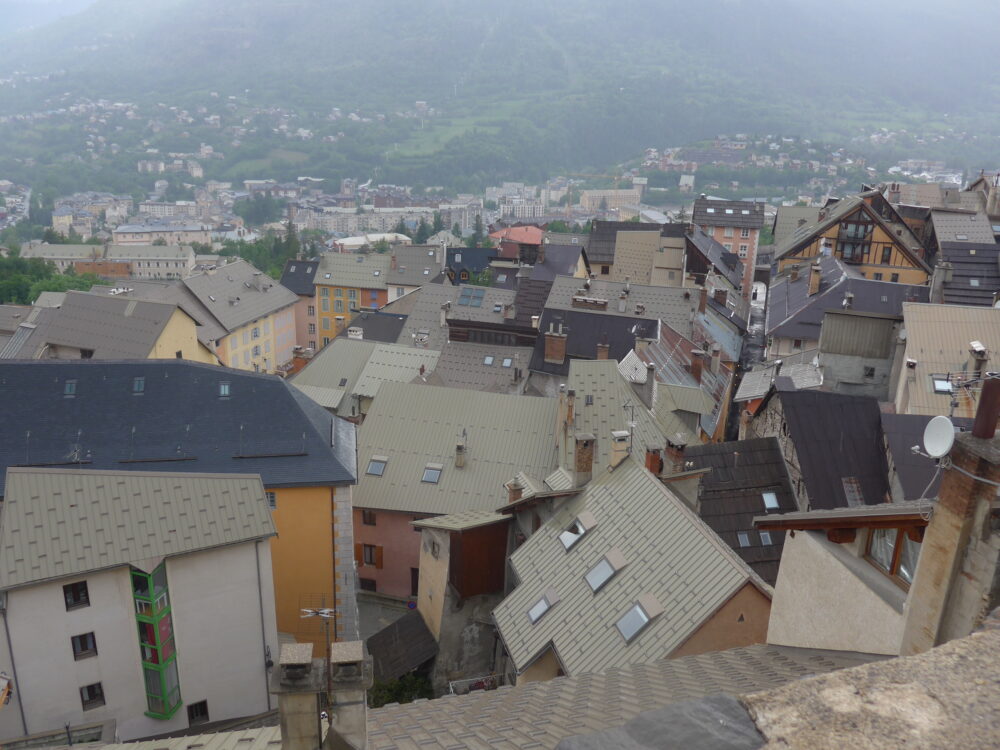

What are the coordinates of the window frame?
(421, 464, 443, 483)
(363, 544, 377, 566)
(362, 509, 377, 526)
(367, 457, 388, 476)
(80, 682, 105, 710)
(64, 581, 90, 611)
(187, 700, 210, 726)
(265, 491, 277, 510)
(864, 527, 921, 588)
(71, 632, 98, 660)
(615, 603, 651, 643)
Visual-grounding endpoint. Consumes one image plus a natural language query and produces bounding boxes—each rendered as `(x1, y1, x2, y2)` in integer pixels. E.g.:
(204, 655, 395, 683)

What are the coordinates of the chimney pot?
(544, 325, 568, 365)
(690, 349, 705, 383)
(698, 286, 708, 314)
(573, 433, 596, 487)
(664, 438, 687, 473)
(808, 262, 822, 296)
(506, 479, 523, 505)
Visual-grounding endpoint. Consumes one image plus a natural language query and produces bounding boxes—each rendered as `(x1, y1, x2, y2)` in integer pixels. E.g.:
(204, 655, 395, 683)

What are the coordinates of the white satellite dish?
(923, 415, 955, 458)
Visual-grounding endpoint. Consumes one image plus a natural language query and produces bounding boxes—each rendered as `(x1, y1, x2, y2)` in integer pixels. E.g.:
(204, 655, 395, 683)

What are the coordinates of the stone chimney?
(455, 441, 466, 469)
(645, 447, 663, 475)
(565, 389, 576, 427)
(544, 323, 567, 365)
(390, 254, 397, 271)
(713, 288, 728, 307)
(690, 349, 705, 384)
(899, 378, 1000, 656)
(327, 641, 373, 750)
(573, 433, 596, 487)
(664, 437, 687, 473)
(440, 301, 450, 328)
(506, 478, 523, 505)
(969, 341, 989, 378)
(709, 343, 721, 375)
(610, 430, 630, 468)
(596, 336, 610, 360)
(698, 286, 707, 314)
(637, 362, 656, 408)
(271, 644, 325, 750)
(531, 314, 540, 329)
(808, 262, 822, 296)
(790, 265, 800, 282)
(503, 303, 515, 321)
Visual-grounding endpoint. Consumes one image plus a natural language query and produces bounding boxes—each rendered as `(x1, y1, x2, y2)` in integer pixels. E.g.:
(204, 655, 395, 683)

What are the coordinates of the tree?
(546, 220, 571, 233)
(393, 218, 410, 238)
(414, 218, 430, 244)
(451, 222, 462, 239)
(152, 238, 168, 246)
(284, 221, 301, 258)
(372, 239, 390, 253)
(432, 211, 444, 233)
(483, 199, 498, 210)
(472, 214, 484, 246)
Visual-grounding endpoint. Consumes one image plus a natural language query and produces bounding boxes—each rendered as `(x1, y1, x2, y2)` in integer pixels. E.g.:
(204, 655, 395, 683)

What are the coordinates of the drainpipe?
(1, 600, 28, 736)
(254, 541, 272, 711)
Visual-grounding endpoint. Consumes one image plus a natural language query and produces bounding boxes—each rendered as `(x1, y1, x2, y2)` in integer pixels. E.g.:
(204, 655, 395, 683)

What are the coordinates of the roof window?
(133, 376, 145, 394)
(970, 279, 980, 287)
(367, 456, 388, 476)
(956, 234, 968, 241)
(290, 265, 296, 272)
(493, 303, 502, 313)
(527, 589, 559, 624)
(497, 273, 508, 283)
(559, 511, 596, 550)
(615, 595, 662, 642)
(454, 253, 462, 262)
(458, 287, 485, 307)
(725, 208, 733, 214)
(760, 531, 773, 546)
(762, 491, 779, 510)
(502, 357, 513, 368)
(64, 379, 77, 397)
(218, 381, 231, 397)
(484, 356, 494, 366)
(706, 208, 715, 213)
(738, 531, 751, 547)
(373, 270, 380, 276)
(339, 377, 348, 387)
(933, 378, 952, 394)
(422, 463, 443, 483)
(585, 549, 627, 593)
(324, 273, 331, 279)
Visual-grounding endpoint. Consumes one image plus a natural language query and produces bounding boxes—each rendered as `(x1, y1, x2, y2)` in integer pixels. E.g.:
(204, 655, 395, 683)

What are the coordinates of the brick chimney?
(610, 430, 630, 468)
(596, 338, 610, 360)
(573, 433, 596, 487)
(698, 286, 707, 314)
(565, 389, 576, 427)
(899, 378, 1000, 656)
(690, 349, 705, 384)
(664, 437, 687, 473)
(709, 343, 721, 375)
(503, 303, 515, 321)
(713, 288, 728, 307)
(544, 322, 567, 365)
(390, 254, 397, 271)
(645, 447, 663, 475)
(808, 262, 822, 296)
(506, 478, 523, 505)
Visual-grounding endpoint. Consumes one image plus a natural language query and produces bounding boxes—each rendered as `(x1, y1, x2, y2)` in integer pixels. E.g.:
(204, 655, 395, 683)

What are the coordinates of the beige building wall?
(217, 305, 296, 374)
(515, 647, 562, 685)
(416, 528, 451, 641)
(150, 308, 218, 364)
(669, 582, 770, 658)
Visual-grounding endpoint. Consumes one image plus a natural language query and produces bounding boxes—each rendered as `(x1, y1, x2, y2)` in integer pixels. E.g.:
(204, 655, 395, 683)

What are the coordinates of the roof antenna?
(240, 423, 245, 457)
(129, 425, 136, 460)
(24, 430, 30, 465)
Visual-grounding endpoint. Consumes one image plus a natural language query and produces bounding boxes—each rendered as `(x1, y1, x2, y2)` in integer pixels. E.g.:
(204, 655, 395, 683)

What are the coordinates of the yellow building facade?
(150, 308, 219, 364)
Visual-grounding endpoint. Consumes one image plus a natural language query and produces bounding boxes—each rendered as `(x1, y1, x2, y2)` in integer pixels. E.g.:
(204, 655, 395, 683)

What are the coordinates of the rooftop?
(586, 220, 662, 264)
(335, 310, 409, 344)
(937, 242, 1000, 307)
(881, 413, 974, 501)
(428, 342, 532, 393)
(279, 258, 320, 296)
(930, 208, 996, 247)
(395, 281, 515, 351)
(182, 260, 299, 333)
(692, 198, 765, 229)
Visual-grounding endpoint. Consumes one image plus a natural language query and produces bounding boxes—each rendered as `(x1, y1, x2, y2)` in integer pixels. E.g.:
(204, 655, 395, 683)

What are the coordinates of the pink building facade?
(692, 198, 765, 299)
(353, 507, 425, 599)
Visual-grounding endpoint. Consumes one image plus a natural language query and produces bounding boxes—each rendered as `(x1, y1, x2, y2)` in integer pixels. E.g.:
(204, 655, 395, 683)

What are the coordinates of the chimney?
(419, 363, 425, 378)
(618, 292, 627, 313)
(843, 292, 854, 309)
(271, 644, 325, 750)
(565, 389, 576, 427)
(390, 254, 397, 270)
(573, 433, 596, 487)
(808, 262, 822, 296)
(455, 441, 466, 468)
(506, 478, 523, 505)
(713, 288, 728, 307)
(610, 430, 630, 468)
(503, 302, 515, 320)
(710, 343, 721, 375)
(645, 447, 663, 475)
(988, 180, 1000, 217)
(690, 349, 705, 384)
(596, 335, 609, 360)
(328, 641, 373, 750)
(638, 362, 656, 408)
(544, 323, 568, 365)
(969, 341, 989, 378)
(790, 265, 800, 282)
(899, 379, 1000, 656)
(440, 301, 450, 328)
(537, 244, 545, 264)
(664, 437, 687, 473)
(531, 314, 540, 329)
(698, 286, 707, 314)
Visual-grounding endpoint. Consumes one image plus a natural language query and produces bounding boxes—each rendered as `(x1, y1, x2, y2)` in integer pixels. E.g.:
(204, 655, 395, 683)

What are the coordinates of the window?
(64, 379, 77, 397)
(873, 273, 883, 281)
(348, 289, 357, 300)
(133, 376, 145, 394)
(334, 300, 344, 313)
(502, 358, 513, 368)
(219, 381, 231, 397)
(187, 700, 209, 726)
(891, 273, 899, 283)
(307, 305, 315, 316)
(866, 528, 921, 586)
(322, 318, 331, 330)
(363, 544, 377, 566)
(497, 273, 508, 283)
(616, 602, 653, 642)
(933, 378, 952, 394)
(265, 491, 276, 510)
(601, 265, 610, 275)
(252, 345, 260, 357)
(762, 491, 779, 510)
(80, 682, 105, 710)
(739, 244, 749, 255)
(585, 550, 626, 592)
(359, 578, 377, 592)
(863, 366, 876, 379)
(792, 339, 803, 350)
(71, 632, 97, 660)
(881, 247, 892, 265)
(323, 337, 330, 346)
(339, 378, 348, 387)
(309, 341, 316, 350)
(243, 331, 249, 346)
(970, 279, 980, 287)
(367, 457, 388, 476)
(422, 464, 443, 483)
(251, 327, 260, 340)
(723, 227, 734, 238)
(723, 243, 732, 251)
(334, 288, 343, 297)
(483, 355, 494, 366)
(760, 531, 773, 546)
(64, 581, 89, 610)
(559, 520, 586, 549)
(527, 591, 558, 624)
(737, 531, 751, 548)
(321, 298, 329, 312)
(362, 510, 377, 526)
(308, 323, 316, 334)
(741, 228, 750, 238)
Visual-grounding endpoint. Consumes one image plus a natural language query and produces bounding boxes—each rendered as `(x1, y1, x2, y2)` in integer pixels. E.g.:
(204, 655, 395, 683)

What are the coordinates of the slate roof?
(769, 388, 890, 510)
(182, 260, 299, 332)
(544, 275, 698, 332)
(930, 209, 996, 248)
(367, 643, 880, 749)
(587, 220, 662, 264)
(0, 359, 357, 497)
(881, 413, 974, 501)
(316, 252, 391, 290)
(531, 244, 587, 282)
(446, 246, 496, 278)
(937, 242, 1000, 306)
(692, 198, 765, 229)
(0, 468, 276, 589)
(685, 438, 798, 585)
(367, 610, 438, 683)
(772, 206, 822, 246)
(395, 281, 514, 351)
(493, 457, 770, 677)
(355, 382, 558, 515)
(766, 257, 928, 341)
(430, 342, 532, 393)
(529, 308, 659, 377)
(686, 225, 744, 289)
(279, 258, 320, 296)
(513, 277, 552, 327)
(336, 310, 409, 344)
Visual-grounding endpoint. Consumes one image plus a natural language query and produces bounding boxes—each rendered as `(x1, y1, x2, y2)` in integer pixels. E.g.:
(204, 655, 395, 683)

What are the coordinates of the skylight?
(527, 594, 554, 624)
(760, 531, 773, 546)
(970, 279, 980, 287)
(324, 273, 331, 278)
(373, 270, 380, 276)
(454, 253, 462, 262)
(725, 208, 733, 214)
(367, 457, 387, 476)
(762, 491, 779, 510)
(484, 356, 494, 366)
(585, 557, 616, 592)
(956, 234, 968, 241)
(458, 288, 485, 307)
(502, 358, 513, 368)
(339, 377, 348, 387)
(422, 464, 443, 483)
(615, 603, 651, 642)
(133, 376, 145, 394)
(706, 208, 715, 213)
(559, 519, 587, 549)
(497, 273, 508, 282)
(933, 378, 953, 394)
(737, 531, 751, 547)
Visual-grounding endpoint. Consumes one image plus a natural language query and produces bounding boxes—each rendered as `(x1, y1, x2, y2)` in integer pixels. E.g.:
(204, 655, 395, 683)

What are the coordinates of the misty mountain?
(0, 0, 96, 38)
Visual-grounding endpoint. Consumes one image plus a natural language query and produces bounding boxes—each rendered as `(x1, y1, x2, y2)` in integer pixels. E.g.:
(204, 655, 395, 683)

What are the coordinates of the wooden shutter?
(375, 545, 384, 570)
(354, 543, 363, 566)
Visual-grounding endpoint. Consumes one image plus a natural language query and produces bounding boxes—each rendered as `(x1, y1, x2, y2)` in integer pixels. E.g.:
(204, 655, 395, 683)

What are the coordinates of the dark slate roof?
(279, 259, 320, 297)
(513, 278, 553, 328)
(335, 310, 409, 344)
(587, 220, 662, 264)
(774, 388, 890, 510)
(766, 257, 928, 340)
(529, 309, 658, 377)
(938, 242, 1000, 306)
(367, 610, 438, 683)
(685, 437, 797, 586)
(0, 360, 357, 497)
(881, 413, 973, 501)
(532, 244, 587, 282)
(686, 226, 744, 289)
(692, 198, 765, 229)
(446, 247, 497, 278)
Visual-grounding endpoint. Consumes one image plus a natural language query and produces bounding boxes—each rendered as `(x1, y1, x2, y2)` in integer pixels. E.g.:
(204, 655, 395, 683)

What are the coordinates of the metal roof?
(104, 244, 195, 261)
(881, 413, 974, 501)
(353, 344, 441, 398)
(693, 198, 765, 229)
(772, 206, 822, 246)
(529, 308, 659, 378)
(290, 338, 376, 416)
(493, 457, 770, 676)
(544, 275, 697, 332)
(0, 468, 276, 589)
(0, 359, 357, 496)
(335, 310, 409, 344)
(430, 342, 532, 393)
(396, 281, 512, 351)
(90, 280, 229, 346)
(734, 362, 823, 402)
(45, 728, 283, 750)
(930, 209, 996, 247)
(368, 610, 438, 683)
(587, 220, 662, 264)
(412, 510, 508, 531)
(367, 643, 880, 749)
(316, 252, 391, 290)
(182, 260, 299, 333)
(355, 382, 559, 515)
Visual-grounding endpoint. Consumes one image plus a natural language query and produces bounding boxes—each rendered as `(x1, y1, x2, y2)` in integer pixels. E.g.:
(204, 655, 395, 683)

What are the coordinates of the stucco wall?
(354, 508, 421, 600)
(766, 530, 905, 655)
(290, 295, 316, 351)
(416, 528, 451, 641)
(151, 308, 217, 364)
(670, 582, 770, 658)
(515, 647, 562, 685)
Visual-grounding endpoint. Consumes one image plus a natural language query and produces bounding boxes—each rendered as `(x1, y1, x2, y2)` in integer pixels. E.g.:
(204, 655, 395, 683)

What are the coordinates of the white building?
(0, 468, 280, 742)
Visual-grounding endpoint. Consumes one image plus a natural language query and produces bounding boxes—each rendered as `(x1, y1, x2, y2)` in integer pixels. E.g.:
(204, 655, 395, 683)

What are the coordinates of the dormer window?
(585, 549, 627, 593)
(366, 456, 388, 476)
(615, 595, 663, 643)
(558, 511, 596, 550)
(422, 463, 443, 483)
(527, 589, 559, 624)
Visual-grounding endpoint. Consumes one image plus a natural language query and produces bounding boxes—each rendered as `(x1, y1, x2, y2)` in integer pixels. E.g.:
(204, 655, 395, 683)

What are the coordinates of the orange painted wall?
(669, 582, 771, 658)
(268, 485, 336, 649)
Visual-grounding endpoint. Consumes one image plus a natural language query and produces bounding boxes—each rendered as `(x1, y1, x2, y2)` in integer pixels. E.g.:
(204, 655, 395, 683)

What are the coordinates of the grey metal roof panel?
(734, 363, 822, 402)
(412, 510, 508, 531)
(0, 468, 276, 589)
(353, 344, 441, 398)
(279, 259, 320, 296)
(387, 244, 446, 286)
(686, 226, 745, 289)
(367, 643, 882, 749)
(587, 220, 662, 264)
(90, 280, 229, 346)
(367, 610, 439, 683)
(290, 338, 375, 415)
(772, 206, 823, 246)
(431, 342, 532, 392)
(396, 281, 514, 351)
(0, 359, 357, 496)
(493, 457, 768, 676)
(693, 198, 765, 229)
(355, 382, 559, 515)
(938, 242, 1000, 306)
(316, 252, 390, 290)
(182, 260, 299, 333)
(544, 276, 698, 332)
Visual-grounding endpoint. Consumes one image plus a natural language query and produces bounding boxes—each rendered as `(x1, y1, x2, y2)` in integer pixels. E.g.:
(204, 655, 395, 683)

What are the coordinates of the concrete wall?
(669, 582, 770, 658)
(819, 352, 893, 399)
(354, 508, 421, 600)
(0, 542, 277, 742)
(766, 530, 905, 655)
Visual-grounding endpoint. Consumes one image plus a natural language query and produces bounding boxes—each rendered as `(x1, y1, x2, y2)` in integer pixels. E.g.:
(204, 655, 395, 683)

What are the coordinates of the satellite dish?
(923, 415, 955, 458)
